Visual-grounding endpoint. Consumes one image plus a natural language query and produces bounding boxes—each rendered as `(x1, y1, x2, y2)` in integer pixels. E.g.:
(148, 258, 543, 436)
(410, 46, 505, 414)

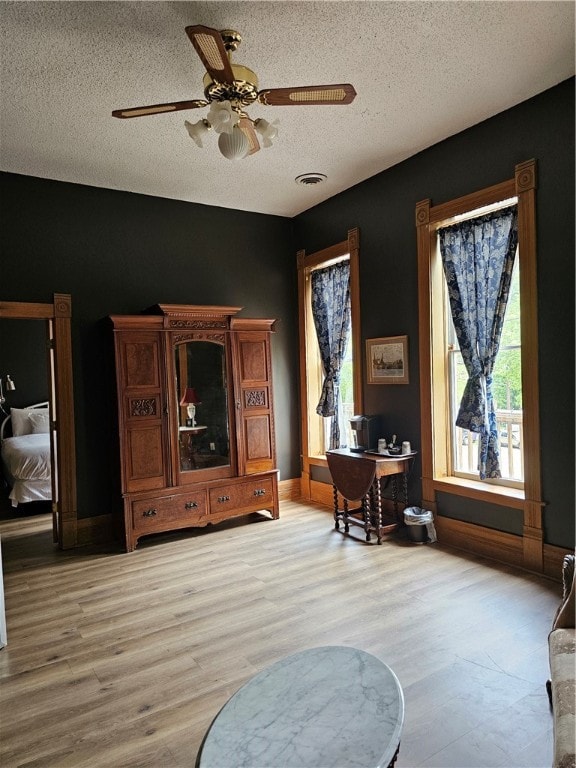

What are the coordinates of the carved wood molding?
(169, 319, 228, 331)
(348, 227, 359, 251)
(244, 389, 267, 408)
(54, 293, 72, 317)
(173, 331, 226, 343)
(515, 159, 536, 193)
(130, 398, 157, 417)
(415, 199, 430, 227)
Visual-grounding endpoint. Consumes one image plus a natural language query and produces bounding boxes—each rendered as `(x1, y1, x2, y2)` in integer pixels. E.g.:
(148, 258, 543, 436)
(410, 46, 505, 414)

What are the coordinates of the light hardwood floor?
(0, 499, 560, 768)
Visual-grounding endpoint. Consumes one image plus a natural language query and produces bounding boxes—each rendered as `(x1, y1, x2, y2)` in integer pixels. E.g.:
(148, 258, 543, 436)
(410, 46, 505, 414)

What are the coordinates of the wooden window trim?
(416, 160, 544, 571)
(297, 228, 361, 496)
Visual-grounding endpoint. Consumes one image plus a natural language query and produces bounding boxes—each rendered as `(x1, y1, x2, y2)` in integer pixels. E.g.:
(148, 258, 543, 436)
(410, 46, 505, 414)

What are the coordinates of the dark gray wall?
(293, 77, 575, 548)
(1, 78, 573, 548)
(0, 177, 299, 520)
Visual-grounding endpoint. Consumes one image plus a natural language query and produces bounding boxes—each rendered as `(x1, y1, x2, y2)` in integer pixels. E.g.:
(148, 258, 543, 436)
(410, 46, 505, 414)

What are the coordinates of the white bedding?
(1, 433, 52, 506)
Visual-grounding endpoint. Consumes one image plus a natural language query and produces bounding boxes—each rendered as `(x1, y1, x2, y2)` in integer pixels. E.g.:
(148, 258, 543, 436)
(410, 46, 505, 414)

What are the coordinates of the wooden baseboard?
(434, 515, 524, 568)
(278, 478, 302, 502)
(309, 479, 334, 508)
(435, 515, 572, 580)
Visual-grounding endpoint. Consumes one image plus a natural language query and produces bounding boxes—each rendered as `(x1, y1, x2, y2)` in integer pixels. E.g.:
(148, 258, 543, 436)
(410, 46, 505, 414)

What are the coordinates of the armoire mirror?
(0, 294, 77, 549)
(174, 340, 231, 473)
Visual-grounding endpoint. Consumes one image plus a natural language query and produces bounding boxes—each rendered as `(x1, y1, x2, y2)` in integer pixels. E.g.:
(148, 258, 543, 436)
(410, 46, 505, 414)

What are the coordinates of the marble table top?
(196, 645, 404, 768)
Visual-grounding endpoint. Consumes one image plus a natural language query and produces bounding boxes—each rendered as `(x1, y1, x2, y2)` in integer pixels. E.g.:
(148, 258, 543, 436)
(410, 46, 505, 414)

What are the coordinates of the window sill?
(433, 475, 525, 510)
(308, 455, 328, 468)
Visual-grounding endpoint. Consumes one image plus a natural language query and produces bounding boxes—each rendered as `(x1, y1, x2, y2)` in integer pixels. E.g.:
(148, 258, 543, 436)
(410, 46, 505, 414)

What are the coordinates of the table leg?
(363, 494, 371, 542)
(375, 478, 383, 544)
(392, 476, 399, 519)
(333, 483, 339, 530)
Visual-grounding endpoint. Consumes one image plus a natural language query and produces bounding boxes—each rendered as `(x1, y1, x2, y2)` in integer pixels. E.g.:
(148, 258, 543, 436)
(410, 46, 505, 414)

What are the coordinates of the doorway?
(0, 294, 77, 548)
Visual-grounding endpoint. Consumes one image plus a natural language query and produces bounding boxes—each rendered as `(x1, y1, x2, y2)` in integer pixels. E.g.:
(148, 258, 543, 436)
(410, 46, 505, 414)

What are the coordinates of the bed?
(1, 402, 52, 507)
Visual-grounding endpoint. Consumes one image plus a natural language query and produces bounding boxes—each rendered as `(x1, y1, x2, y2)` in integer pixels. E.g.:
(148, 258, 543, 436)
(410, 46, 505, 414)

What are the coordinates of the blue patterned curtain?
(439, 206, 518, 478)
(311, 261, 351, 450)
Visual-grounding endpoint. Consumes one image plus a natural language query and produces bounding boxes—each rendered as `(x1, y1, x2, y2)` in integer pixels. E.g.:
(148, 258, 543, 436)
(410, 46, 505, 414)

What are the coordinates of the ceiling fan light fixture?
(113, 26, 357, 161)
(254, 118, 279, 148)
(185, 118, 211, 147)
(218, 125, 249, 160)
(207, 100, 239, 134)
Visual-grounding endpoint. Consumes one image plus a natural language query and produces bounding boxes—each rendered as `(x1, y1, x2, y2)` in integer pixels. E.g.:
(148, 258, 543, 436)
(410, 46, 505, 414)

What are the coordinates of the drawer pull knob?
(185, 501, 198, 509)
(143, 508, 157, 517)
(254, 488, 266, 497)
(217, 495, 231, 503)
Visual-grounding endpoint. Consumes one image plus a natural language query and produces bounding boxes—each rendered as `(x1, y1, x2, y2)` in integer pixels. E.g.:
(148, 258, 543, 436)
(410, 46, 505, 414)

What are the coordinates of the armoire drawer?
(131, 491, 208, 531)
(208, 477, 274, 517)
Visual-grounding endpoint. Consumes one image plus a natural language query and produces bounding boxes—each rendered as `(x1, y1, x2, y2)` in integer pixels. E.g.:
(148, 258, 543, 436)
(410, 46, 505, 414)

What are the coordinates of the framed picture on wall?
(366, 335, 409, 384)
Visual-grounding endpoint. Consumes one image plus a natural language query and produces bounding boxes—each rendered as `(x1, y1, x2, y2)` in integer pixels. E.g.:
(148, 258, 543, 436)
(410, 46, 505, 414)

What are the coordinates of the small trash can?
(403, 507, 436, 543)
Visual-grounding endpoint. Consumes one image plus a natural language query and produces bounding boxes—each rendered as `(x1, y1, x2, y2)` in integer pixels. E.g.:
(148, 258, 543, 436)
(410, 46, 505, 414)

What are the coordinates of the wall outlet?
(210, 442, 216, 452)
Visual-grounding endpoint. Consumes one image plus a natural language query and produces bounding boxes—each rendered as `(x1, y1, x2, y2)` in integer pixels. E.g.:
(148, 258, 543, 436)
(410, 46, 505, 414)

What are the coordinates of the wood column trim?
(347, 227, 362, 413)
(52, 293, 77, 548)
(416, 200, 434, 486)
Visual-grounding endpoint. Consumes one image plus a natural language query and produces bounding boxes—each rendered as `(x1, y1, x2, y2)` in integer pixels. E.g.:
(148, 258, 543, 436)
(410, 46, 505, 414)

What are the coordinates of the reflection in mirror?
(175, 341, 230, 472)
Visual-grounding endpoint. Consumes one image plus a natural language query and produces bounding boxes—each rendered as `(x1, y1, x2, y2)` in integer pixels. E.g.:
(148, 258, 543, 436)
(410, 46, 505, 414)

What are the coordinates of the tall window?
(297, 229, 361, 492)
(415, 160, 544, 571)
(438, 201, 523, 489)
(310, 261, 351, 451)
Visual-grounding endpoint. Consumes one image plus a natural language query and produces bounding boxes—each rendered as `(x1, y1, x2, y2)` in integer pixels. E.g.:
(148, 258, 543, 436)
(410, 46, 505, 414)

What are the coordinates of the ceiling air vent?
(295, 173, 327, 186)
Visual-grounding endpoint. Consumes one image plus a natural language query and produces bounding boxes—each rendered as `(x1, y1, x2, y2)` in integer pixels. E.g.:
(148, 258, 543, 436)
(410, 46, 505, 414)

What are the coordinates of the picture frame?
(366, 335, 409, 385)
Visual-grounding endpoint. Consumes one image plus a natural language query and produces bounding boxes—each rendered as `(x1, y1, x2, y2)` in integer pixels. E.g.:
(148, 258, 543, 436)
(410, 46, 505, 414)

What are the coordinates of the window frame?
(297, 228, 362, 492)
(415, 160, 544, 571)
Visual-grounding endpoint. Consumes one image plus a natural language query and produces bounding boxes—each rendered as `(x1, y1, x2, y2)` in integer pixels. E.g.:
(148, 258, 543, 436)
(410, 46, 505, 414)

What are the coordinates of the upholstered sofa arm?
(553, 554, 575, 630)
(549, 553, 575, 768)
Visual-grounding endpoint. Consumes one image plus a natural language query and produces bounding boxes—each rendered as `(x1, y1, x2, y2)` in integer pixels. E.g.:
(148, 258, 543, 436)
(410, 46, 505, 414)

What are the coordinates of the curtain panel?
(439, 206, 518, 478)
(311, 261, 351, 450)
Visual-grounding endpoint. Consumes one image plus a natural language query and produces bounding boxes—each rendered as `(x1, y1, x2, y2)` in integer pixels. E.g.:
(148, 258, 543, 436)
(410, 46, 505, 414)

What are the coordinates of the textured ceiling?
(1, 1, 574, 217)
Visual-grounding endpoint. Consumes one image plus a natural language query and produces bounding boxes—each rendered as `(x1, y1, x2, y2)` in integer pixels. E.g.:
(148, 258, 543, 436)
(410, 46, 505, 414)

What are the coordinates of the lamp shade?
(254, 118, 279, 148)
(185, 119, 210, 148)
(218, 125, 249, 160)
(180, 387, 201, 405)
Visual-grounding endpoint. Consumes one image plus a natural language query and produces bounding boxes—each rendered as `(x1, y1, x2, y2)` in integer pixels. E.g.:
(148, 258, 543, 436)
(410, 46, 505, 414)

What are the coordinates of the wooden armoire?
(110, 304, 278, 551)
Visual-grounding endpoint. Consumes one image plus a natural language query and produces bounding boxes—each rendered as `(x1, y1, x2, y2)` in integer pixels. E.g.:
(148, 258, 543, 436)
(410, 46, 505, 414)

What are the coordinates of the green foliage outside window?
(453, 261, 522, 412)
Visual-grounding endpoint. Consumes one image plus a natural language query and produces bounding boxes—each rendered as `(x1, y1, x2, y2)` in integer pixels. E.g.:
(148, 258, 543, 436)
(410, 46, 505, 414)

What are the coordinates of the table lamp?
(180, 387, 201, 427)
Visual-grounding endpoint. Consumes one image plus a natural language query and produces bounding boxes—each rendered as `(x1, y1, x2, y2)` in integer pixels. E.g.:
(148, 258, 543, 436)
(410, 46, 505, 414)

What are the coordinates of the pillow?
(10, 407, 49, 436)
(29, 411, 50, 434)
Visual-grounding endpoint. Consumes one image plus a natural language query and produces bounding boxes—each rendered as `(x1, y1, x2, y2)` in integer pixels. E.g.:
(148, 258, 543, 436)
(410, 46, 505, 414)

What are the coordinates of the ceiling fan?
(112, 25, 357, 159)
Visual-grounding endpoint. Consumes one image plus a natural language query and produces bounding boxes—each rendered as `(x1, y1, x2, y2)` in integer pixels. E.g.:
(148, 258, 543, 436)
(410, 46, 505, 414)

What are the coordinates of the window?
(437, 199, 523, 489)
(415, 159, 544, 570)
(297, 228, 361, 491)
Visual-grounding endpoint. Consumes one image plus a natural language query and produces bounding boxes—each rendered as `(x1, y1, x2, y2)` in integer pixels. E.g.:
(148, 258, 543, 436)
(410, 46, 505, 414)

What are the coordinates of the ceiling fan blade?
(185, 25, 235, 85)
(112, 100, 208, 119)
(238, 118, 260, 155)
(258, 83, 356, 106)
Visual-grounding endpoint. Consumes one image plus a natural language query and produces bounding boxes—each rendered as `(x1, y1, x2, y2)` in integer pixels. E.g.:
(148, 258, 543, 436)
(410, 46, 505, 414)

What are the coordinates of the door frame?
(0, 293, 77, 548)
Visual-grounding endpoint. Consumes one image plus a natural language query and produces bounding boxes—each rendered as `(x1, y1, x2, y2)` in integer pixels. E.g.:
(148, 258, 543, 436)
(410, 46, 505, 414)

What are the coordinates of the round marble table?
(196, 646, 404, 768)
